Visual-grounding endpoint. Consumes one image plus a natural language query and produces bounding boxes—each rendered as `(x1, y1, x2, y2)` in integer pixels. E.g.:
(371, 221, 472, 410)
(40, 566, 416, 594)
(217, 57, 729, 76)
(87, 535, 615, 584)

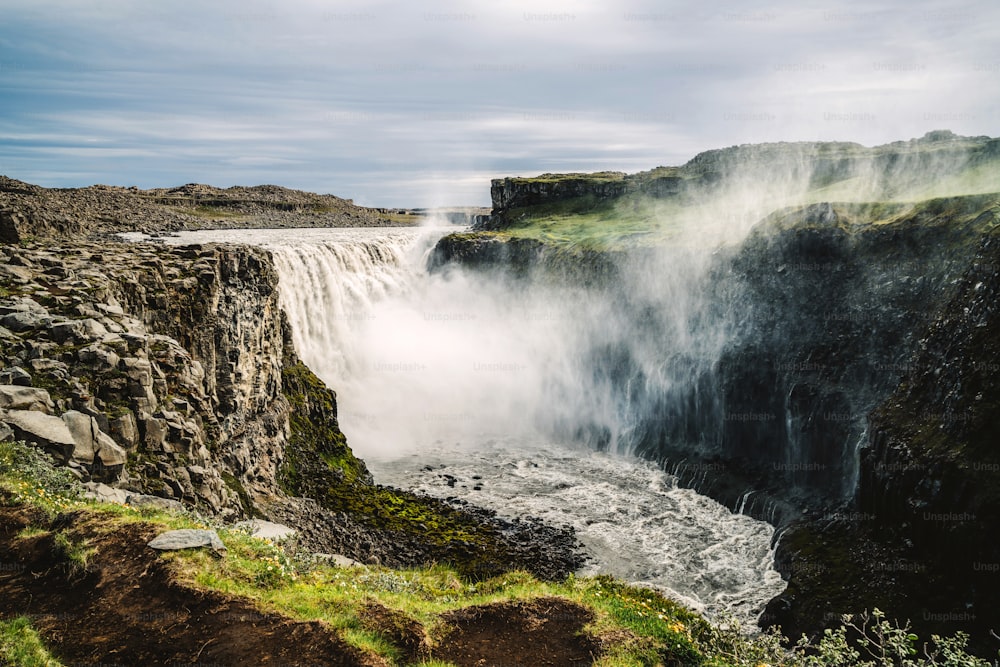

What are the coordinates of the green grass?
(0, 617, 64, 667)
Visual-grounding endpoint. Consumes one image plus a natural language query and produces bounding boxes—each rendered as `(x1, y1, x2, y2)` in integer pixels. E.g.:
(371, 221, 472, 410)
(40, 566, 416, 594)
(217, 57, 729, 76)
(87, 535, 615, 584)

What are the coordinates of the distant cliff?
(483, 130, 1000, 230)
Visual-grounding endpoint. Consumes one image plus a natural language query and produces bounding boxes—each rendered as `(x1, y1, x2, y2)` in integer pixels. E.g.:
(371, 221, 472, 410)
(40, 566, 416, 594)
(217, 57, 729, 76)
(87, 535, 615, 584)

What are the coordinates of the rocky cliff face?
(762, 227, 1000, 653)
(0, 236, 584, 580)
(0, 240, 295, 515)
(483, 131, 1000, 232)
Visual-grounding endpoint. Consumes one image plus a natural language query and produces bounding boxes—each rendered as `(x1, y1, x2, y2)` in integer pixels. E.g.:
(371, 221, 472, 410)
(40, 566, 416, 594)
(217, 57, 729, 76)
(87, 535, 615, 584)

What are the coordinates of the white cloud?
(1, 0, 998, 206)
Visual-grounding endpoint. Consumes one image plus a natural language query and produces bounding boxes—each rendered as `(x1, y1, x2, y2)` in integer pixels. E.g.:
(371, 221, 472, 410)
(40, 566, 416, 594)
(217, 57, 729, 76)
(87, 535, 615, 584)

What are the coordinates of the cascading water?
(159, 226, 787, 627)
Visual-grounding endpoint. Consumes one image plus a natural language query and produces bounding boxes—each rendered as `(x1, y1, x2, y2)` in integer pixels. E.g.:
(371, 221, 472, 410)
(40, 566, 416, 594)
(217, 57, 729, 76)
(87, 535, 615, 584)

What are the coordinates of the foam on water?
(368, 439, 784, 625)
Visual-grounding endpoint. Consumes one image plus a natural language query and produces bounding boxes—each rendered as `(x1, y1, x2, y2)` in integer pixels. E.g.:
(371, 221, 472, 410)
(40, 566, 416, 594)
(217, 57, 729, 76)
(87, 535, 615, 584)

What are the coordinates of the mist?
(264, 135, 997, 469)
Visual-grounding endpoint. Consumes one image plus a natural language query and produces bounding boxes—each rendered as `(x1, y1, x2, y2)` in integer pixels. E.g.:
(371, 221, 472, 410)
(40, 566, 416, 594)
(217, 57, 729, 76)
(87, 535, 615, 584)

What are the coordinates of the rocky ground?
(0, 176, 411, 242)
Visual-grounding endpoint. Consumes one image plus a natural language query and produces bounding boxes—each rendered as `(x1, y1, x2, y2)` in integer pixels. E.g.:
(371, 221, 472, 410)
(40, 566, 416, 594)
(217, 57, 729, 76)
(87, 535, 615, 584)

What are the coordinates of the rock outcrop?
(483, 131, 1000, 230)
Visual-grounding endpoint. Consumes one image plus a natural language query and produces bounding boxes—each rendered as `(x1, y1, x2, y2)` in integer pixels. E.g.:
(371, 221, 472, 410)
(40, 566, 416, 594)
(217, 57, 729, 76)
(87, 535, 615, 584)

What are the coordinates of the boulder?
(0, 423, 12, 442)
(234, 519, 297, 542)
(3, 409, 76, 461)
(61, 410, 128, 467)
(81, 481, 129, 504)
(315, 553, 365, 568)
(1, 311, 51, 332)
(148, 529, 226, 553)
(126, 494, 184, 512)
(0, 385, 52, 414)
(0, 385, 53, 413)
(0, 367, 32, 386)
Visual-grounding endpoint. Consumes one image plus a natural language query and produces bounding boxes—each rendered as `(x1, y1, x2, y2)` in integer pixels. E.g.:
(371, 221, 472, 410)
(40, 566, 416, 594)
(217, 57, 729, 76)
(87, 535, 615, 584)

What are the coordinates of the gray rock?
(82, 481, 129, 504)
(61, 410, 128, 467)
(78, 343, 120, 371)
(0, 367, 32, 387)
(0, 385, 53, 413)
(0, 423, 12, 442)
(148, 529, 226, 553)
(111, 411, 139, 448)
(234, 519, 297, 542)
(125, 494, 184, 512)
(1, 311, 51, 332)
(97, 302, 125, 317)
(3, 409, 76, 461)
(49, 320, 86, 343)
(315, 553, 365, 568)
(0, 297, 48, 316)
(28, 358, 69, 378)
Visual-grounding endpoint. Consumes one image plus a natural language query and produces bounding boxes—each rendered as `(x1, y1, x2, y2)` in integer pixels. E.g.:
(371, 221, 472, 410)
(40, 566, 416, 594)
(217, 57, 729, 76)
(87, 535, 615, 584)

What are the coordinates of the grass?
(0, 617, 64, 667)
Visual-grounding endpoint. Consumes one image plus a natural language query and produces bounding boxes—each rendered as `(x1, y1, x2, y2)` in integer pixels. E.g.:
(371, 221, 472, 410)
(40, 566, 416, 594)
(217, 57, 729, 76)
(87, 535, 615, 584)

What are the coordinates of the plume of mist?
(266, 134, 997, 468)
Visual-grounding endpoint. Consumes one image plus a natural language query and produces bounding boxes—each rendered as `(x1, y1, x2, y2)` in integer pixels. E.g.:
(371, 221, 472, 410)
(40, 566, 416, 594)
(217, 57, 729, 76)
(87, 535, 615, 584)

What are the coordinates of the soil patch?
(0, 506, 383, 667)
(434, 597, 598, 667)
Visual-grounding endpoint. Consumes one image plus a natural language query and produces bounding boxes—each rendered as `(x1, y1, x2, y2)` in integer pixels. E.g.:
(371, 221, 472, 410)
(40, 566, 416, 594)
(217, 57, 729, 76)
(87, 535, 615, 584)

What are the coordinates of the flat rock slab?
(234, 519, 297, 542)
(148, 529, 226, 553)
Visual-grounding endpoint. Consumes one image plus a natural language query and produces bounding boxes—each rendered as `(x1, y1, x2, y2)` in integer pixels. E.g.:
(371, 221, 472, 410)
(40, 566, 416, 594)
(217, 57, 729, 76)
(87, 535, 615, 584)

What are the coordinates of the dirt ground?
(0, 506, 600, 666)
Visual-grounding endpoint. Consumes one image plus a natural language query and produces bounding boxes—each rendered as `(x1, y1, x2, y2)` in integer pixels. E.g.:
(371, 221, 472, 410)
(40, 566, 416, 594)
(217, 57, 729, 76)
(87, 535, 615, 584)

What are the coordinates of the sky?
(1, 0, 997, 207)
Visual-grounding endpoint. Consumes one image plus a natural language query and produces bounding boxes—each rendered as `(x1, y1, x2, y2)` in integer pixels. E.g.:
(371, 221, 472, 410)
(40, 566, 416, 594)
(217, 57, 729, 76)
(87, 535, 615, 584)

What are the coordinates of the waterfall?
(157, 225, 785, 626)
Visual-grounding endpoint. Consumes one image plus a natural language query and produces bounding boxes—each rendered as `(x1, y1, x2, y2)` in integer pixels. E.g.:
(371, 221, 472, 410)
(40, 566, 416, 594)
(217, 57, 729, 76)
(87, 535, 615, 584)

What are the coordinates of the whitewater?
(159, 226, 787, 627)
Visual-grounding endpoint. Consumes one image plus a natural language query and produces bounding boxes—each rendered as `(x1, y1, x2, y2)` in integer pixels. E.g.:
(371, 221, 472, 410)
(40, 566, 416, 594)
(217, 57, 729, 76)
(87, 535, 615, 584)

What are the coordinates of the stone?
(96, 302, 125, 317)
(234, 519, 297, 542)
(111, 411, 139, 448)
(125, 494, 184, 512)
(0, 367, 32, 386)
(0, 423, 12, 442)
(0, 297, 47, 316)
(78, 344, 120, 371)
(28, 359, 70, 383)
(0, 385, 53, 413)
(61, 410, 129, 467)
(49, 320, 87, 343)
(315, 553, 365, 568)
(1, 311, 50, 332)
(148, 529, 226, 553)
(3, 409, 76, 461)
(82, 481, 129, 504)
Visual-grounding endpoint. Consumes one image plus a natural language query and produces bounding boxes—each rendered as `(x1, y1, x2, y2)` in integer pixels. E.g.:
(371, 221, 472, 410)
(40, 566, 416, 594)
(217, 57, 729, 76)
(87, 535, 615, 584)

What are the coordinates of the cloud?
(1, 0, 998, 206)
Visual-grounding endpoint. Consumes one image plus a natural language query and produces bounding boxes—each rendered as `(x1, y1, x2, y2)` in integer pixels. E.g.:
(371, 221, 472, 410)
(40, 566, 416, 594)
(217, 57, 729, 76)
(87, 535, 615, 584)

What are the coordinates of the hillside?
(0, 177, 412, 242)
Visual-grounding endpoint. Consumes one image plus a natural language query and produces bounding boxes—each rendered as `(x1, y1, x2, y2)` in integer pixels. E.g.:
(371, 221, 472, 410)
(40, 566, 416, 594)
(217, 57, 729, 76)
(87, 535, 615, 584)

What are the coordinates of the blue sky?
(1, 0, 997, 207)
